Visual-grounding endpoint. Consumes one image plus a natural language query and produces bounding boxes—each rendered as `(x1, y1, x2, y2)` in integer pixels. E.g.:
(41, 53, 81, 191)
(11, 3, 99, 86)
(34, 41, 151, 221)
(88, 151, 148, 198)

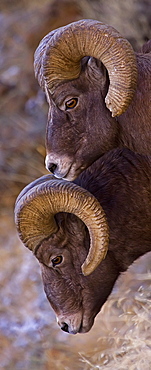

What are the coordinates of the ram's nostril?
(61, 322, 69, 333)
(48, 163, 57, 174)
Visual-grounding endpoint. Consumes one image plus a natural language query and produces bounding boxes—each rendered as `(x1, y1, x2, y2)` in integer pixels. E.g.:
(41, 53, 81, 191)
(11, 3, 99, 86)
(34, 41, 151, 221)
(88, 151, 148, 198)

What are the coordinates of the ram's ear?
(87, 57, 108, 84)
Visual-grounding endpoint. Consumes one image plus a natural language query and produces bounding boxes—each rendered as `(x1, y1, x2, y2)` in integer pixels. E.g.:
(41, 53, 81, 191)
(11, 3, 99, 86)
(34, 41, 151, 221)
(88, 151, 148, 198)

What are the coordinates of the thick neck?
(117, 53, 151, 155)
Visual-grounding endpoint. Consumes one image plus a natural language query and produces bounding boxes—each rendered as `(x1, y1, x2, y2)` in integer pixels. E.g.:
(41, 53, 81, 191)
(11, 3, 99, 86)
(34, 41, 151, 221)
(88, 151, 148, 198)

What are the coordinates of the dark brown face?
(45, 59, 118, 181)
(35, 213, 119, 334)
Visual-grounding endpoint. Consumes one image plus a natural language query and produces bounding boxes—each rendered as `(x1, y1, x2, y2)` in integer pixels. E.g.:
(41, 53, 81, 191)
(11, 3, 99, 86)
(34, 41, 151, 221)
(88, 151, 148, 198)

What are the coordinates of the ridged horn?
(14, 175, 109, 276)
(34, 19, 137, 117)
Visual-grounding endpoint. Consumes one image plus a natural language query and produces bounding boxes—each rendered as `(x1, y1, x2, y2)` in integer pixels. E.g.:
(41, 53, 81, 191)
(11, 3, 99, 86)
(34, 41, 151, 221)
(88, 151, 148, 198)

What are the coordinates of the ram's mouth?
(56, 310, 95, 335)
(61, 154, 105, 181)
(61, 319, 94, 335)
(50, 163, 87, 182)
(78, 316, 95, 334)
(62, 163, 88, 181)
(45, 148, 104, 181)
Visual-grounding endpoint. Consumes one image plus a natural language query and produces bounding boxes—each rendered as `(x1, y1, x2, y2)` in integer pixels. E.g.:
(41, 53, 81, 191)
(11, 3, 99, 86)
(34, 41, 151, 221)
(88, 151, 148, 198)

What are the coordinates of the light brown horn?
(15, 175, 109, 276)
(34, 19, 137, 117)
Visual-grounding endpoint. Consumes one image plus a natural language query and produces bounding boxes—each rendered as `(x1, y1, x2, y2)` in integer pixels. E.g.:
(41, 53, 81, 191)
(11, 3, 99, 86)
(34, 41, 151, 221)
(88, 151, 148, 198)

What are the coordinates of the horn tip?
(81, 247, 108, 276)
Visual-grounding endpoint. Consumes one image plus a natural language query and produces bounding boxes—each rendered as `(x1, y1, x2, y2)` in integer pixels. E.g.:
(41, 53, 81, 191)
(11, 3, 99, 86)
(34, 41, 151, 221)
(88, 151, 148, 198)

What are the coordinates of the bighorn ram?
(15, 148, 151, 334)
(34, 19, 151, 181)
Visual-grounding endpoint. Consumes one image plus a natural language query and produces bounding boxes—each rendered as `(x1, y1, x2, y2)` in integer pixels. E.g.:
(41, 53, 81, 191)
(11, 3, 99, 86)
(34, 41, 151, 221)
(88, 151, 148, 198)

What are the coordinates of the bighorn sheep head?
(34, 19, 137, 117)
(15, 175, 109, 276)
(15, 175, 110, 333)
(34, 19, 139, 181)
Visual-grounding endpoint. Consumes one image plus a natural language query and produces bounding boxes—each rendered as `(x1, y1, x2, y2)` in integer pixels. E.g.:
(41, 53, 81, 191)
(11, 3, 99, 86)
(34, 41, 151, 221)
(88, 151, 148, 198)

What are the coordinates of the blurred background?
(0, 1, 151, 369)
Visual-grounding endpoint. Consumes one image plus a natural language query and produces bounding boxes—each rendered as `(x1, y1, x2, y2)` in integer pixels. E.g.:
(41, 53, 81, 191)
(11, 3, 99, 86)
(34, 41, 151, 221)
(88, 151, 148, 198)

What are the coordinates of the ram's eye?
(52, 256, 63, 267)
(65, 98, 78, 110)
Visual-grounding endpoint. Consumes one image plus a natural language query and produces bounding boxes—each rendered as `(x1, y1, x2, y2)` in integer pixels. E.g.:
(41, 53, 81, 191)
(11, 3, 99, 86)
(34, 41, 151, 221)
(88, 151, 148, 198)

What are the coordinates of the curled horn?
(34, 19, 137, 117)
(15, 175, 109, 276)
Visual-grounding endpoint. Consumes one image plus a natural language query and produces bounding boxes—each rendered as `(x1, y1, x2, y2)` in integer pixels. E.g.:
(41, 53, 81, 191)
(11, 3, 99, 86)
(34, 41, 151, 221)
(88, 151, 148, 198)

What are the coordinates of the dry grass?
(80, 265, 151, 369)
